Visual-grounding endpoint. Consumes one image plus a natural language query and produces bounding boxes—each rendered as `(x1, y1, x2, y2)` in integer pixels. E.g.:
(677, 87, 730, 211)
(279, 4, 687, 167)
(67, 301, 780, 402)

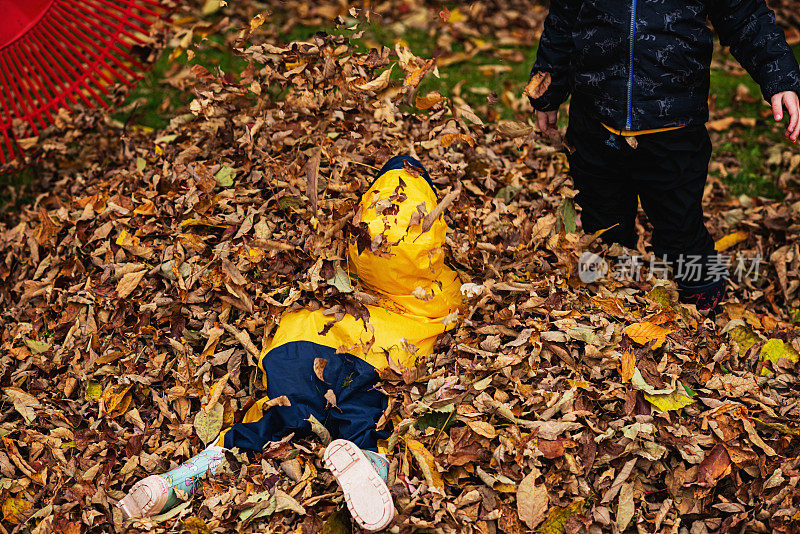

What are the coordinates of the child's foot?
(118, 445, 226, 519)
(117, 474, 171, 519)
(323, 439, 395, 531)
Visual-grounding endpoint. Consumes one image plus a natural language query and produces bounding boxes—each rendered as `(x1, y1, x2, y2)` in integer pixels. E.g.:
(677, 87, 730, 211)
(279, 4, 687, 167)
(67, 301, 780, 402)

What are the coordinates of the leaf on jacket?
(523, 71, 551, 100)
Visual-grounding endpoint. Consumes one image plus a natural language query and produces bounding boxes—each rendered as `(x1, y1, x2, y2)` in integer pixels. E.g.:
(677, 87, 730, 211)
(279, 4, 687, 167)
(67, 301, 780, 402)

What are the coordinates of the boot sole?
(323, 439, 395, 531)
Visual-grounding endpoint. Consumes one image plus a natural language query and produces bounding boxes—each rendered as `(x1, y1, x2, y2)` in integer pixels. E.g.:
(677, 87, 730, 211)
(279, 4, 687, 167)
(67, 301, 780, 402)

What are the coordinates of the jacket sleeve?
(709, 0, 800, 101)
(529, 0, 581, 112)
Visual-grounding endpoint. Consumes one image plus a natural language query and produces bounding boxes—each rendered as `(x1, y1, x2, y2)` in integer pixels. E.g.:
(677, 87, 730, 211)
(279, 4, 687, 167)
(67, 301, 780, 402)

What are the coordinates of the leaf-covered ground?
(1, 2, 800, 533)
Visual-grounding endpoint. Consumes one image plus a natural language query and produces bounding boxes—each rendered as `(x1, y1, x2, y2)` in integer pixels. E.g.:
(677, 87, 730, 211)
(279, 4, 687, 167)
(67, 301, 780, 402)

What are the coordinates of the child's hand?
(771, 91, 800, 143)
(536, 110, 559, 137)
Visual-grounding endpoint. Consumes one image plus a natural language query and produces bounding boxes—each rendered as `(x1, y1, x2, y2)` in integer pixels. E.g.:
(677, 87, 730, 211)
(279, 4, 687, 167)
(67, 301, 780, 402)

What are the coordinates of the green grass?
(707, 44, 800, 198)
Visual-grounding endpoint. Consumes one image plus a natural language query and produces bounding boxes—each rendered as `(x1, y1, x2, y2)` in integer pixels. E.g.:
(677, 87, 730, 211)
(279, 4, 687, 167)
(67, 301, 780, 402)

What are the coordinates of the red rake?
(0, 0, 173, 166)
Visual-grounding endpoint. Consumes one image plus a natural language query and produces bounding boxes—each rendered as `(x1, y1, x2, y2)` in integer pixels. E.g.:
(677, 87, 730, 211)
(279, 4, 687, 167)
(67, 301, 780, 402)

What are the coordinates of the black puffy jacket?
(529, 0, 800, 130)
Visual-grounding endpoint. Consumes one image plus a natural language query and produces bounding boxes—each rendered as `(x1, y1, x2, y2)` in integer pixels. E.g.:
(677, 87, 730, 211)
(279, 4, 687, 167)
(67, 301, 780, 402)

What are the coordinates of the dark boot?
(677, 277, 726, 314)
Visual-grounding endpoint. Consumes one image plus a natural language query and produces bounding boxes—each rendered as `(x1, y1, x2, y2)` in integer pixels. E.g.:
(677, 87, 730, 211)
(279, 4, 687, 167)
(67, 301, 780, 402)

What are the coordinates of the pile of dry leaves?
(1, 2, 799, 533)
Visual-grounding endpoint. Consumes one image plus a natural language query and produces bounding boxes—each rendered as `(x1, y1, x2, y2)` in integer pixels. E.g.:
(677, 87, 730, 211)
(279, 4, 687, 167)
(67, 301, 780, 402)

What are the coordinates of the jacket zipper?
(626, 0, 637, 130)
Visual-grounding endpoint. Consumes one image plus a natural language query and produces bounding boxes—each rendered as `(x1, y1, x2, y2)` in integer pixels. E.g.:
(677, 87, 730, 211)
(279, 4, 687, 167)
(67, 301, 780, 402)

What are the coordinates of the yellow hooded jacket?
(222, 155, 461, 452)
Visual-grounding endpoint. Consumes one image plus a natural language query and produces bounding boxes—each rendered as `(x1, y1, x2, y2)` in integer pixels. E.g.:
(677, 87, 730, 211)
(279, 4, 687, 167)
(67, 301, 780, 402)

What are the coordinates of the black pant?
(565, 103, 717, 285)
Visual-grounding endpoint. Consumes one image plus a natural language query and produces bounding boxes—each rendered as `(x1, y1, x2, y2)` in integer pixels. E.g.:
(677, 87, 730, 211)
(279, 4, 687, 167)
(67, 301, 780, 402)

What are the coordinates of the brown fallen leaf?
(116, 269, 147, 299)
(517, 468, 549, 530)
(416, 91, 446, 110)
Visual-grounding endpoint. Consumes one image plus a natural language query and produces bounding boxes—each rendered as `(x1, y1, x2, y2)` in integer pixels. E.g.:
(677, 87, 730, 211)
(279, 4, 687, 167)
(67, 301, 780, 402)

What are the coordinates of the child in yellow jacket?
(118, 156, 462, 531)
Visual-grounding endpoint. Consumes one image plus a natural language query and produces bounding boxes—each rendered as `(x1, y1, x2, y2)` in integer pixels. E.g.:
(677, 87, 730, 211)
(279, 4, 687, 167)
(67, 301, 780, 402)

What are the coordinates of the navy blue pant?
(565, 101, 723, 295)
(223, 342, 389, 452)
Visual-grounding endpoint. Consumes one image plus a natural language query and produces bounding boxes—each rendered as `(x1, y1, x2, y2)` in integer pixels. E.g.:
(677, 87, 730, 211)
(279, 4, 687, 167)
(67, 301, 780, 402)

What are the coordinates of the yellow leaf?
(758, 338, 799, 375)
(183, 516, 212, 534)
(405, 438, 444, 490)
(643, 387, 695, 412)
(134, 201, 157, 216)
(194, 403, 224, 445)
(440, 133, 475, 148)
(715, 230, 748, 251)
(728, 325, 762, 358)
(103, 384, 133, 419)
(404, 59, 436, 89)
(446, 7, 465, 23)
(466, 420, 496, 439)
(85, 381, 102, 401)
(625, 321, 671, 349)
(415, 91, 446, 110)
(2, 497, 32, 524)
(620, 349, 636, 382)
(537, 500, 585, 534)
(249, 12, 266, 33)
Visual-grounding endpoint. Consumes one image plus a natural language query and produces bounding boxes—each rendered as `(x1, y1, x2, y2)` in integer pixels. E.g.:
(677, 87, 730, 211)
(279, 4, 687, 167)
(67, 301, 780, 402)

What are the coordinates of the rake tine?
(9, 44, 54, 127)
(5, 46, 45, 132)
(30, 26, 99, 107)
(13, 42, 57, 125)
(53, 5, 145, 83)
(37, 20, 110, 107)
(83, 0, 157, 39)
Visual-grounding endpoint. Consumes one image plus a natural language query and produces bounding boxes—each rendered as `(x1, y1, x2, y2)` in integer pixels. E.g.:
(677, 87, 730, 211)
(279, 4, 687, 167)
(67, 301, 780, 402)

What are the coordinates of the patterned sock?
(361, 450, 389, 484)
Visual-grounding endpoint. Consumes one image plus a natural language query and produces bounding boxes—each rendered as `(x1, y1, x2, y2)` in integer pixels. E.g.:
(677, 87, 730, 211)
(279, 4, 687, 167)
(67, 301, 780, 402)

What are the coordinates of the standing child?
(530, 0, 800, 311)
